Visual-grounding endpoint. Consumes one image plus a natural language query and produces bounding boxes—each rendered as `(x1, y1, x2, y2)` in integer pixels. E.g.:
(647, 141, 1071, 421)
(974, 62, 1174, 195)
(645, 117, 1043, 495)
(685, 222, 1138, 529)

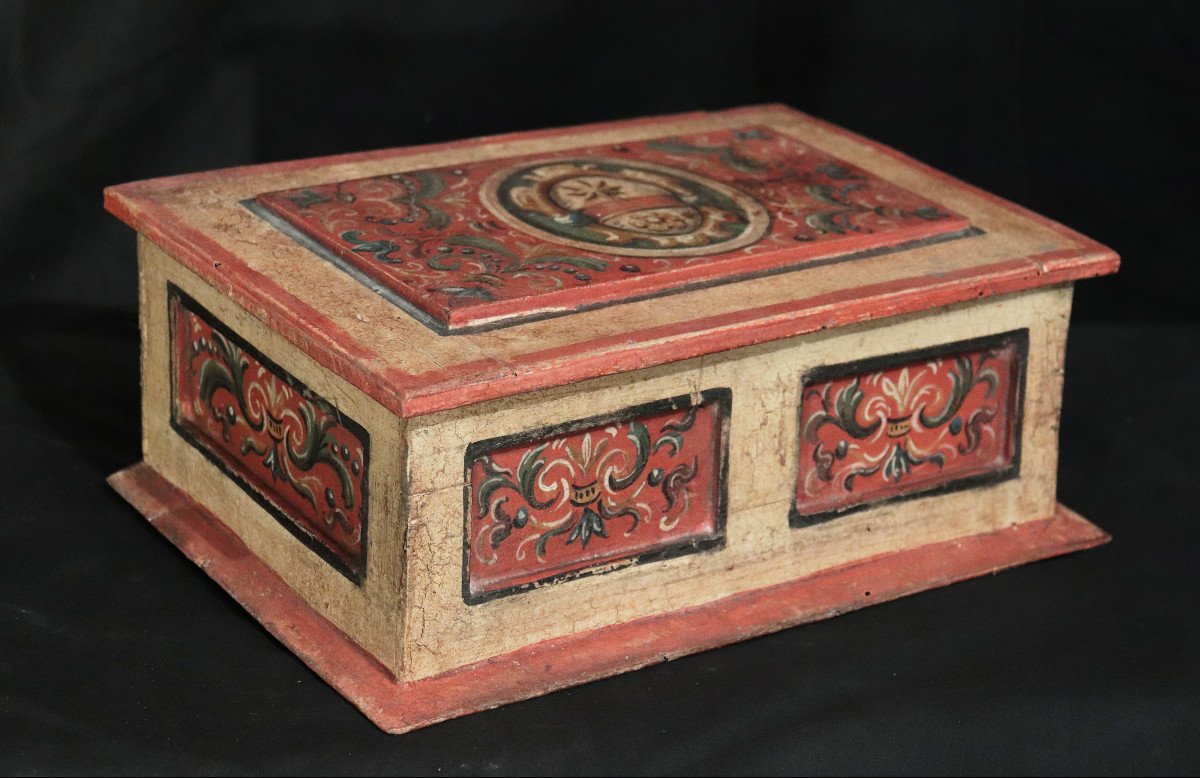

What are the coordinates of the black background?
(1, 1, 1198, 774)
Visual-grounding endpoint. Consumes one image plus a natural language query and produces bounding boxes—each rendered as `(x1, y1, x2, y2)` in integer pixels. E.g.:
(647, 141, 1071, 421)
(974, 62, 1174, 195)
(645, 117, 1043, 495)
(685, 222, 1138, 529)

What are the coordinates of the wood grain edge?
(107, 461, 1109, 735)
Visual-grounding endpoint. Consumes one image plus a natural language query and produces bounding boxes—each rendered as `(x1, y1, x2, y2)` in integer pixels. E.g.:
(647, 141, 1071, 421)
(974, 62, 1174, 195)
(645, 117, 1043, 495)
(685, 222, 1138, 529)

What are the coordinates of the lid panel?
(252, 125, 970, 333)
(106, 105, 1119, 419)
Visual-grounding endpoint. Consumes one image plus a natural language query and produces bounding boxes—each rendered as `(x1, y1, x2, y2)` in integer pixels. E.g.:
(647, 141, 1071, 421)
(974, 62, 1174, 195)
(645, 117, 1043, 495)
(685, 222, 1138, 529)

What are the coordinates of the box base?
(108, 462, 1109, 734)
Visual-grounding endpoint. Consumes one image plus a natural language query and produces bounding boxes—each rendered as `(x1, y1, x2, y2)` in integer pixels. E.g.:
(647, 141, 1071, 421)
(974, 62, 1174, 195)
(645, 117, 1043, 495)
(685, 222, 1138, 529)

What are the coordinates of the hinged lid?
(106, 105, 1117, 418)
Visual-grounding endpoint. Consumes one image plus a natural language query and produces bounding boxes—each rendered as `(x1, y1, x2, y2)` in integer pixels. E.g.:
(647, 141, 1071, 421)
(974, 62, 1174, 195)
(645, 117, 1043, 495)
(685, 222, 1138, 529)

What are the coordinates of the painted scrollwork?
(464, 392, 729, 601)
(473, 408, 700, 563)
(795, 335, 1023, 522)
(171, 290, 369, 580)
(253, 126, 964, 328)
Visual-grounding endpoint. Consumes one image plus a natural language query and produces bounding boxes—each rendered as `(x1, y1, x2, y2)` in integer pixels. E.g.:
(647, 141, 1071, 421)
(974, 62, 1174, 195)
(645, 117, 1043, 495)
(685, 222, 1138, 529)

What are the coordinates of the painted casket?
(104, 105, 1118, 733)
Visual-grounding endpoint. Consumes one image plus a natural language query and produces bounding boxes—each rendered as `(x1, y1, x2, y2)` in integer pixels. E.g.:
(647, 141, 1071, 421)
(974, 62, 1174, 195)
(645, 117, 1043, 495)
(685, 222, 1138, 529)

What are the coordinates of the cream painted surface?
(401, 285, 1072, 679)
(138, 237, 408, 675)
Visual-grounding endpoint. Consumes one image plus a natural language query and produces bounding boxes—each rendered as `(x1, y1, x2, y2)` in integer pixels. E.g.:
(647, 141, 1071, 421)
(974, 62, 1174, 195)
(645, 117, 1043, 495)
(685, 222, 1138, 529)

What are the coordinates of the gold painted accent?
(887, 417, 912, 437)
(569, 482, 601, 505)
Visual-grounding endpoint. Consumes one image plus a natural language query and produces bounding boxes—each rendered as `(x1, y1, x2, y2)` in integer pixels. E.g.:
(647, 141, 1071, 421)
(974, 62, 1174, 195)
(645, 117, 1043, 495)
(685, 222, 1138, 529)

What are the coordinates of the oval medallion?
(479, 157, 770, 257)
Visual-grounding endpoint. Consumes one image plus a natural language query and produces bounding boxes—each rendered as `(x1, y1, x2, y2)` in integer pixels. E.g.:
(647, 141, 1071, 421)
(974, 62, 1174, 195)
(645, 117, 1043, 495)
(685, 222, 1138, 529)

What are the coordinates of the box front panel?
(793, 330, 1027, 525)
(464, 389, 730, 602)
(169, 285, 370, 582)
(402, 286, 1072, 680)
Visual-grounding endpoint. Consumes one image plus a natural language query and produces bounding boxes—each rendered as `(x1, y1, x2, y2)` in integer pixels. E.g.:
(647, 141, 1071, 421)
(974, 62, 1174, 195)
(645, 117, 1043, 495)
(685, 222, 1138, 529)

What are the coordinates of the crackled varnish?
(104, 104, 1118, 733)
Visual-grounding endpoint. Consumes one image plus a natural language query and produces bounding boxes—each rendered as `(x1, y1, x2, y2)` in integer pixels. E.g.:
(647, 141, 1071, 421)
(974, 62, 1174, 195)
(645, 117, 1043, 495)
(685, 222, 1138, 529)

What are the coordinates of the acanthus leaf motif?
(465, 394, 727, 599)
(796, 338, 1021, 520)
(172, 293, 369, 581)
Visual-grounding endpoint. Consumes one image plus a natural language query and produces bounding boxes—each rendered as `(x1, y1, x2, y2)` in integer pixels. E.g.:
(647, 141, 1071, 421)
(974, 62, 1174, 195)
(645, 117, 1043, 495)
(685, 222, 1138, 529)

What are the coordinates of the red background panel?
(255, 126, 967, 329)
(795, 333, 1024, 522)
(464, 391, 729, 601)
(170, 290, 370, 580)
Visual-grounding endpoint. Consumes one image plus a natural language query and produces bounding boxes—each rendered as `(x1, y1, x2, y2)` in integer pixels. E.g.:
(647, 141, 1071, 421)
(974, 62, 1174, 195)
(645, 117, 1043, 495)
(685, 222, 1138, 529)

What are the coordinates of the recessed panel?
(169, 286, 370, 582)
(463, 389, 731, 603)
(251, 126, 971, 332)
(793, 331, 1027, 525)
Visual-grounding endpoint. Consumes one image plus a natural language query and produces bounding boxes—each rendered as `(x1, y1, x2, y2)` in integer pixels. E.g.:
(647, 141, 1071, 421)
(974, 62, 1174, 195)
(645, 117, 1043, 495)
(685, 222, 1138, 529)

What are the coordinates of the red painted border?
(402, 251, 1112, 417)
(109, 462, 1109, 735)
(105, 105, 1119, 418)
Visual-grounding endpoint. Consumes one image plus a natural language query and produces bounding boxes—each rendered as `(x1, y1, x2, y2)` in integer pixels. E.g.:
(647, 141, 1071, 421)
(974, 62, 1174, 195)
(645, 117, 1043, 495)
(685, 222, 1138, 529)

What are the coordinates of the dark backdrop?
(1, 1, 1197, 774)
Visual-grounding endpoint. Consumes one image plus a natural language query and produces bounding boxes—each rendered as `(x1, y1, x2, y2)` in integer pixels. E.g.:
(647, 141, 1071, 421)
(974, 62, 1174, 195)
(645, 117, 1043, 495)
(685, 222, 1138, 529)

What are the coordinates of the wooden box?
(104, 105, 1118, 733)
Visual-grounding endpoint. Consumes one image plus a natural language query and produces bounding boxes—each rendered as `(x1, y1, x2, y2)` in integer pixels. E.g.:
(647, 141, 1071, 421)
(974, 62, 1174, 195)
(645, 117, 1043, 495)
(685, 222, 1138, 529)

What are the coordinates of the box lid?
(106, 104, 1117, 418)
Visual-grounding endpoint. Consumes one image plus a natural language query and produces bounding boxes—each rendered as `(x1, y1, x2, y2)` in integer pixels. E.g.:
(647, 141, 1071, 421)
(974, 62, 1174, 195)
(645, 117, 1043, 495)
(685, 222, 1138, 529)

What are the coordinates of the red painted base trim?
(109, 462, 1109, 734)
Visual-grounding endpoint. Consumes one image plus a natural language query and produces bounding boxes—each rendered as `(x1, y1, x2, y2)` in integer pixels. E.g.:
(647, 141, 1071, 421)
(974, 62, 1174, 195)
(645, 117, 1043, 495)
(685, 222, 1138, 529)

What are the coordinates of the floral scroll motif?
(252, 126, 969, 331)
(792, 332, 1026, 526)
(463, 390, 730, 603)
(169, 287, 369, 581)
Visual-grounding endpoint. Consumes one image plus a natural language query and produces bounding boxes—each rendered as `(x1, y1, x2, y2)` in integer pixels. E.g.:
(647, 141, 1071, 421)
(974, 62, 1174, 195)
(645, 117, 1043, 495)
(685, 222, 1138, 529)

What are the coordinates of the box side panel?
(168, 287, 372, 582)
(401, 284, 1072, 679)
(138, 236, 407, 675)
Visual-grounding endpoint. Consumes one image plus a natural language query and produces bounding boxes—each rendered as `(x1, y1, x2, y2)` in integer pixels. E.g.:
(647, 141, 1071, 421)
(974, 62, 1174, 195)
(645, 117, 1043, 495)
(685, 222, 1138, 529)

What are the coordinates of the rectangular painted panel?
(168, 285, 370, 582)
(463, 389, 731, 603)
(251, 126, 970, 332)
(793, 330, 1027, 526)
